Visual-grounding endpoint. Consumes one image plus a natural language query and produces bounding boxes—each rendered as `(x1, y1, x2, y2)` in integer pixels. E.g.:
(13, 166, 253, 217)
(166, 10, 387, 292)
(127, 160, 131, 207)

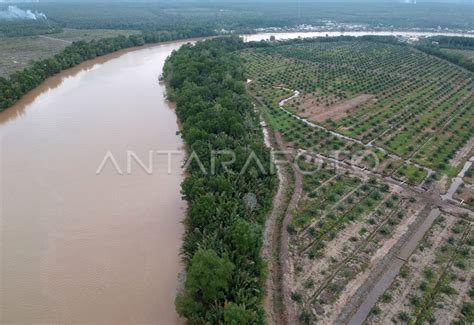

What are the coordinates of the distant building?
(270, 35, 276, 41)
(407, 37, 419, 44)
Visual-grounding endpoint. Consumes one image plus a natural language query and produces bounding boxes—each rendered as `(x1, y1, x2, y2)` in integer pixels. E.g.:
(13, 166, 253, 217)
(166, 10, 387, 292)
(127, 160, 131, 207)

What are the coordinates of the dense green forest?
(424, 36, 474, 50)
(0, 28, 215, 110)
(162, 36, 276, 323)
(1, 1, 473, 37)
(0, 19, 61, 37)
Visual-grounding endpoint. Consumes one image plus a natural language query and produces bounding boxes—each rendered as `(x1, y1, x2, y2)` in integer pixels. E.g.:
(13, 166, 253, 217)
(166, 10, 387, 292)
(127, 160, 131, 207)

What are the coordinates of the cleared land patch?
(289, 93, 374, 122)
(0, 29, 139, 77)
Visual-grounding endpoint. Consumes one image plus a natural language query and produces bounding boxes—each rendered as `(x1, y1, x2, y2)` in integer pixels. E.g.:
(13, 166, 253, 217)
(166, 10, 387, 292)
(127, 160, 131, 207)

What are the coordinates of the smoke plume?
(0, 5, 47, 20)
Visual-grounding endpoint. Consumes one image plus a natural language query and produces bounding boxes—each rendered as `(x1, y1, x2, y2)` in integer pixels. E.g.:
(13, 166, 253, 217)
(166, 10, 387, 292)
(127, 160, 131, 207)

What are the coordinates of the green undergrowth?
(163, 36, 277, 323)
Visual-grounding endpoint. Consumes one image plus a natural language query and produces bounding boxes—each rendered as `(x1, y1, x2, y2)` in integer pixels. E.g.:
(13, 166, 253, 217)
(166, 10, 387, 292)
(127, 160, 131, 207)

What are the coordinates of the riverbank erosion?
(161, 37, 277, 323)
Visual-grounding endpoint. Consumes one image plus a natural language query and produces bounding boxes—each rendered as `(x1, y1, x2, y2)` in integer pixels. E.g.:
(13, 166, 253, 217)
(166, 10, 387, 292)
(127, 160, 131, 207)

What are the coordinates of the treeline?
(424, 36, 474, 50)
(413, 36, 474, 72)
(253, 34, 474, 72)
(415, 43, 474, 72)
(273, 35, 402, 47)
(3, 1, 473, 38)
(162, 36, 276, 323)
(0, 19, 61, 37)
(0, 28, 215, 111)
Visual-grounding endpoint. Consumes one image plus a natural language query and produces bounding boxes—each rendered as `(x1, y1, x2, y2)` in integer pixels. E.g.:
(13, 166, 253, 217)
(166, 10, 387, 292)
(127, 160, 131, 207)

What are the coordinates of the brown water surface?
(3, 30, 469, 324)
(0, 42, 192, 324)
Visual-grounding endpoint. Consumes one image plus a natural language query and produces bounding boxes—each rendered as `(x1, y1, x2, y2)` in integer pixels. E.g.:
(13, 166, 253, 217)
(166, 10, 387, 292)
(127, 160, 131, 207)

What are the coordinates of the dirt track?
(274, 131, 303, 324)
(258, 98, 303, 323)
(261, 126, 289, 324)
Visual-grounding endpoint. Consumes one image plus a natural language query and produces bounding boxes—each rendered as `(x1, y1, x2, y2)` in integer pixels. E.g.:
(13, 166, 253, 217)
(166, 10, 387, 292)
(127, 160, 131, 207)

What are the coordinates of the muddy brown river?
(1, 31, 471, 324)
(0, 42, 193, 324)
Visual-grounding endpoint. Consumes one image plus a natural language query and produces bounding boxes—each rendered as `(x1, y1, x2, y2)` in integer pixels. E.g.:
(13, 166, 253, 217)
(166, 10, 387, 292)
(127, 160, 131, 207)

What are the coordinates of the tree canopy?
(163, 36, 276, 323)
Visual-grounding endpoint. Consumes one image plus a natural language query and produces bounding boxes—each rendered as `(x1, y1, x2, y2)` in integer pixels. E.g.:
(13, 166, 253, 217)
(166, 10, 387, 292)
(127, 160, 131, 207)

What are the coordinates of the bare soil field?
(289, 93, 374, 122)
(0, 29, 138, 77)
(0, 36, 66, 77)
(454, 184, 474, 207)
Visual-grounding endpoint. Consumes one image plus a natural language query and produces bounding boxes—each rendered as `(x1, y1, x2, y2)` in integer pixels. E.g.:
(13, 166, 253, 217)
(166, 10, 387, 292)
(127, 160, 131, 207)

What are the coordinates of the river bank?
(0, 40, 193, 324)
(1, 29, 472, 323)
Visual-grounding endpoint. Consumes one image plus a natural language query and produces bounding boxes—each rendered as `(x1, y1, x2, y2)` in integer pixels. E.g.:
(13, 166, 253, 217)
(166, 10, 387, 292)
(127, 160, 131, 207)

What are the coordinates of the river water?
(0, 30, 471, 324)
(243, 30, 474, 42)
(0, 42, 191, 324)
